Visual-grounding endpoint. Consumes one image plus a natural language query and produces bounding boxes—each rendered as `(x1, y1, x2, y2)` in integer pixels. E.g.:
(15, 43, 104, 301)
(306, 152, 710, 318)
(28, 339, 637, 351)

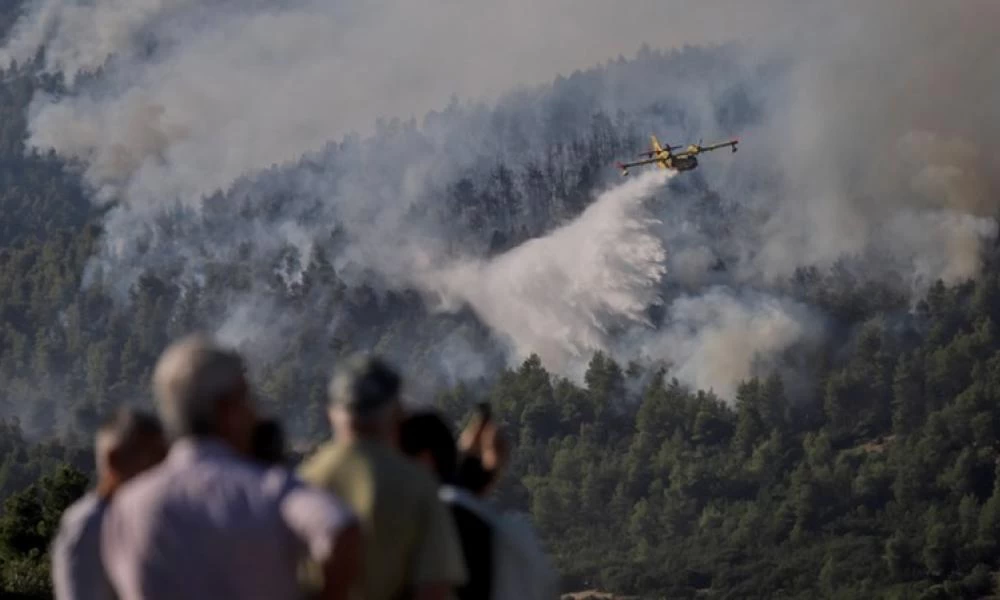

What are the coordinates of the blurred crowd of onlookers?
(51, 333, 557, 600)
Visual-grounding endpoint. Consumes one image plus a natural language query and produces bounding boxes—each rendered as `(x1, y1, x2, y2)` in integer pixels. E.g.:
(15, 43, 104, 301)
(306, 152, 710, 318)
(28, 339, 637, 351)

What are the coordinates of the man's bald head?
(153, 333, 250, 440)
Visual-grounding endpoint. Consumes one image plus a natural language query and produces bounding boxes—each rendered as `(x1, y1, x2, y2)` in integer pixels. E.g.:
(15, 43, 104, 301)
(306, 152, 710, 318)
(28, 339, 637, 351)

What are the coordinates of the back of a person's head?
(97, 406, 163, 441)
(399, 410, 458, 484)
(95, 407, 166, 477)
(327, 354, 402, 431)
(153, 333, 247, 439)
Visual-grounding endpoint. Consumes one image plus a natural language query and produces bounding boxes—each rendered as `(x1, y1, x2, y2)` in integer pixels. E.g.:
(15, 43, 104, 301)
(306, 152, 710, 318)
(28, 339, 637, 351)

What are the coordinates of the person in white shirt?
(51, 408, 167, 600)
(400, 406, 559, 600)
(100, 333, 362, 600)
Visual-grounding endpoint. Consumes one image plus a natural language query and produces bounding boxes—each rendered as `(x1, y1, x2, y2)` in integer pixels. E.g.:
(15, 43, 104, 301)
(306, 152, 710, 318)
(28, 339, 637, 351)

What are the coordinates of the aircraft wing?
(617, 157, 662, 169)
(648, 136, 670, 169)
(616, 156, 668, 175)
(702, 139, 739, 153)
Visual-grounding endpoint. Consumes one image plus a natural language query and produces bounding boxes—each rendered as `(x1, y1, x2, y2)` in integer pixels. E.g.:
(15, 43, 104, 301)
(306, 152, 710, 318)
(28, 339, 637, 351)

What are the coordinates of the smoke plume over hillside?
(2, 0, 998, 400)
(748, 0, 1000, 290)
(422, 169, 671, 374)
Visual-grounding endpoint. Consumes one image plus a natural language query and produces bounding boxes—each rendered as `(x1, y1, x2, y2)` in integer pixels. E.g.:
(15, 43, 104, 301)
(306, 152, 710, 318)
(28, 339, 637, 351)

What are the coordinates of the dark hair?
(399, 411, 458, 484)
(98, 407, 164, 440)
(251, 419, 286, 465)
(94, 408, 165, 475)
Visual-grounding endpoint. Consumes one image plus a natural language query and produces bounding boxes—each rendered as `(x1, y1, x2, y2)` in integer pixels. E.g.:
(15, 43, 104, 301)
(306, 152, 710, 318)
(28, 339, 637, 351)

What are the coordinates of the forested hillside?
(2, 0, 1000, 597)
(6, 270, 1000, 598)
(481, 269, 1000, 598)
(0, 36, 769, 441)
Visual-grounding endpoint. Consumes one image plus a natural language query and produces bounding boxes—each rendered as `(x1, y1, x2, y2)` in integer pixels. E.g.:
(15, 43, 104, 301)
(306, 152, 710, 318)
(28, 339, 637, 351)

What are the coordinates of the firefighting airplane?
(615, 135, 738, 176)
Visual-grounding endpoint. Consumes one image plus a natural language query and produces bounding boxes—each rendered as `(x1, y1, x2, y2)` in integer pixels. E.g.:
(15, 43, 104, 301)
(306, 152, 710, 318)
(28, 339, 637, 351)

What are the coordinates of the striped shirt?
(101, 438, 355, 600)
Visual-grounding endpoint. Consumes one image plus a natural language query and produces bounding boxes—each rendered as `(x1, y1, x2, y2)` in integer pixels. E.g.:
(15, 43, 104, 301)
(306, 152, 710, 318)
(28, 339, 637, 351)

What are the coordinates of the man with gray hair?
(298, 354, 467, 600)
(100, 333, 362, 600)
(51, 408, 167, 600)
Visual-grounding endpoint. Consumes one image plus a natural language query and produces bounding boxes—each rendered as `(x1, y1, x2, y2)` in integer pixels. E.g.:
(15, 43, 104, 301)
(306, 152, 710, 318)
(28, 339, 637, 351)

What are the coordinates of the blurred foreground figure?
(401, 406, 558, 600)
(399, 411, 491, 600)
(455, 403, 509, 496)
(298, 354, 467, 600)
(101, 333, 361, 600)
(251, 417, 287, 466)
(51, 408, 166, 600)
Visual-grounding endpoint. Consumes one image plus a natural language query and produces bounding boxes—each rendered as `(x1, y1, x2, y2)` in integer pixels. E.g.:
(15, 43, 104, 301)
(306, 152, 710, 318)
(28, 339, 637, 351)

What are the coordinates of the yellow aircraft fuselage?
(615, 134, 737, 176)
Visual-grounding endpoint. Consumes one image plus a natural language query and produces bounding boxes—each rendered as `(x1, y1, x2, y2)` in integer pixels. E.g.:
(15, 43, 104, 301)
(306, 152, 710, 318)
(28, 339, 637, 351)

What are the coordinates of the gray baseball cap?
(328, 354, 402, 416)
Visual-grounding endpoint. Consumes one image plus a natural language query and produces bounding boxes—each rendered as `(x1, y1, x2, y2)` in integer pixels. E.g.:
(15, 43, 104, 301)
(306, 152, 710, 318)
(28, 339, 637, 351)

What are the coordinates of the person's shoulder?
(440, 485, 496, 523)
(54, 492, 104, 547)
(60, 491, 102, 523)
(296, 440, 341, 482)
(125, 460, 169, 493)
(373, 444, 430, 478)
(261, 462, 321, 499)
(106, 462, 174, 517)
(300, 440, 340, 464)
(383, 449, 440, 497)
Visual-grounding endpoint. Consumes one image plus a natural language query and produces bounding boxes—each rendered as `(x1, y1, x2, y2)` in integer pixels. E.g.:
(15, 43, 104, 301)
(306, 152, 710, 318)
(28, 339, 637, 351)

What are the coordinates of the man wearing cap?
(298, 354, 467, 600)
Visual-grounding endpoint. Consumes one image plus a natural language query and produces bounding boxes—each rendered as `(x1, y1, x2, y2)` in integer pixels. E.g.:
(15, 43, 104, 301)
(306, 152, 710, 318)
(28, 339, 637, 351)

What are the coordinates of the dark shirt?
(450, 503, 493, 600)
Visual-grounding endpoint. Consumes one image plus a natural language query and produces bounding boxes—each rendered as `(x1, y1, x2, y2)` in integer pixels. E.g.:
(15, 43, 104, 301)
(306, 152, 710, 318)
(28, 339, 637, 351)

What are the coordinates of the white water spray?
(419, 169, 672, 372)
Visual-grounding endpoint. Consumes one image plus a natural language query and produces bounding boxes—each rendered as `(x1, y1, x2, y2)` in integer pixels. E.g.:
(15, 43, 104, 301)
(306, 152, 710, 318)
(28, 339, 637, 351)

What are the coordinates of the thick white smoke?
(644, 288, 824, 400)
(2, 0, 998, 402)
(2, 0, 785, 209)
(2, 0, 802, 94)
(739, 0, 1000, 292)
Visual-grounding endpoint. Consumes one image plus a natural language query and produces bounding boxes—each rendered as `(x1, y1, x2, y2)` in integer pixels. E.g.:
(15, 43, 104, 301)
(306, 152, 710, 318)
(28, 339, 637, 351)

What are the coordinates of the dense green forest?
(7, 271, 1000, 598)
(3, 2, 1000, 598)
